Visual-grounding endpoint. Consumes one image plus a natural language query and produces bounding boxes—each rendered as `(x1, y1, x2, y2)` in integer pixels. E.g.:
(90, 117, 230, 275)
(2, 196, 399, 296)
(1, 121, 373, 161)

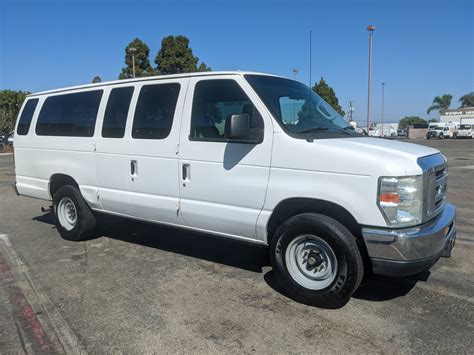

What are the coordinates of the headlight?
(378, 175, 423, 227)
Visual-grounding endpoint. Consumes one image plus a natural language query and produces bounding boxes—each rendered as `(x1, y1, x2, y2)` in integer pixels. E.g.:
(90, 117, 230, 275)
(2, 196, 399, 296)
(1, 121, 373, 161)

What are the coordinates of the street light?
(128, 47, 137, 78)
(366, 25, 376, 132)
(292, 68, 298, 79)
(381, 82, 385, 137)
(349, 101, 354, 122)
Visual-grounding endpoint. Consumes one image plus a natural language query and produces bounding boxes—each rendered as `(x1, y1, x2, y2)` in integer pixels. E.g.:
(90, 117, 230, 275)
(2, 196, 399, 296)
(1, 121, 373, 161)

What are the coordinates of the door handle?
(131, 160, 138, 177)
(182, 163, 190, 181)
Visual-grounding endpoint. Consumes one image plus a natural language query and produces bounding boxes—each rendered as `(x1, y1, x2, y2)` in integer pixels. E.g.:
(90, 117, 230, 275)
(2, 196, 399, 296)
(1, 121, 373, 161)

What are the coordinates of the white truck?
(13, 72, 456, 308)
(426, 122, 458, 139)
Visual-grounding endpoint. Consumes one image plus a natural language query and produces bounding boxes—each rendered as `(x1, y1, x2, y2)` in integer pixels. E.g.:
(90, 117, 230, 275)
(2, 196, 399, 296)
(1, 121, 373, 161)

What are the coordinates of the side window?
(17, 98, 39, 135)
(36, 90, 103, 137)
(132, 83, 180, 140)
(102, 87, 134, 138)
(190, 80, 260, 141)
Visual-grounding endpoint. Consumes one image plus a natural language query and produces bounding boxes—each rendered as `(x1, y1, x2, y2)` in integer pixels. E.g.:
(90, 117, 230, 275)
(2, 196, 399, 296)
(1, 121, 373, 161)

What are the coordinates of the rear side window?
(102, 87, 134, 138)
(17, 98, 39, 135)
(190, 80, 257, 141)
(36, 90, 103, 137)
(132, 83, 180, 139)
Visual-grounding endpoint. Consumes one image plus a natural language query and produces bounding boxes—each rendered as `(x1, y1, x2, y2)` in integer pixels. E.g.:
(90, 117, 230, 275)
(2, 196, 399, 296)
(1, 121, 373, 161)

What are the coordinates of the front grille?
(432, 166, 447, 214)
(418, 154, 448, 222)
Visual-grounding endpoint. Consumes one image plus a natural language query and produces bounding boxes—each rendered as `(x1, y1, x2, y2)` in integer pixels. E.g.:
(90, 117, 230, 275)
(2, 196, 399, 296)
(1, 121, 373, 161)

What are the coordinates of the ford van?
(456, 124, 473, 138)
(13, 72, 456, 308)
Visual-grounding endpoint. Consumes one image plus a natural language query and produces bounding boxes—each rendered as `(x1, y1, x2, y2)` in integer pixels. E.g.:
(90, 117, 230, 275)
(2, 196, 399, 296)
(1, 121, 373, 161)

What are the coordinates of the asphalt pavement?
(0, 138, 473, 353)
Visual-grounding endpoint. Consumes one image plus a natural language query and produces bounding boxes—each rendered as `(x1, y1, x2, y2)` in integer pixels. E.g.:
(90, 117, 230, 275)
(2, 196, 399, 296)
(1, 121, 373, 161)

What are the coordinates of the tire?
(52, 185, 97, 241)
(270, 213, 364, 309)
(439, 133, 444, 139)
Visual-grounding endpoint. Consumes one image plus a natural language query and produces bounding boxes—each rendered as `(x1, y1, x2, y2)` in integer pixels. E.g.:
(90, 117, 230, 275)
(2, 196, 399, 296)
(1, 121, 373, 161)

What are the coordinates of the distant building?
(440, 107, 474, 124)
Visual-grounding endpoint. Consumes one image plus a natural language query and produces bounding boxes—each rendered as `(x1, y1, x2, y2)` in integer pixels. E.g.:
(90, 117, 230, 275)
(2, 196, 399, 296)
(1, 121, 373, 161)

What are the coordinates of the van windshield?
(245, 75, 361, 138)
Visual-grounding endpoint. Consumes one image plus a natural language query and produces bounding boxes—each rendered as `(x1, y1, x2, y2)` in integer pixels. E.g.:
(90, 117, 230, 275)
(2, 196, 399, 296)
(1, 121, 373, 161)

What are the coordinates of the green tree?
(427, 94, 452, 114)
(313, 77, 345, 116)
(398, 116, 427, 130)
(155, 35, 211, 75)
(459, 92, 474, 107)
(92, 76, 102, 83)
(197, 62, 212, 72)
(119, 38, 154, 79)
(0, 90, 30, 134)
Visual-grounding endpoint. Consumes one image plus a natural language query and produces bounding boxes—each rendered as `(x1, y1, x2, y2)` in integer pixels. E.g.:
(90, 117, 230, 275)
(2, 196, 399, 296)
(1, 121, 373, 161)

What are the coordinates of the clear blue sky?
(1, 0, 473, 123)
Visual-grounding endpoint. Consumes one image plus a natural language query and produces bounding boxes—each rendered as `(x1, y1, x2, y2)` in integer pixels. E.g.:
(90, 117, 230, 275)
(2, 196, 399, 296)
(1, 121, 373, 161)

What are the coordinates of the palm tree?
(427, 94, 452, 114)
(459, 92, 474, 107)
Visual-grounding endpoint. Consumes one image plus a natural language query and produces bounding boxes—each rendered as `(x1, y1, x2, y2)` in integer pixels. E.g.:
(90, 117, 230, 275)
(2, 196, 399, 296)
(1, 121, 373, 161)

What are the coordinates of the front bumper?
(362, 203, 456, 277)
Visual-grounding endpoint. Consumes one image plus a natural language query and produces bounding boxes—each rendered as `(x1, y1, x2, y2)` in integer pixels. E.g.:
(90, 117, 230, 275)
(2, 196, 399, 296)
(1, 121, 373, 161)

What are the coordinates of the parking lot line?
(0, 234, 86, 355)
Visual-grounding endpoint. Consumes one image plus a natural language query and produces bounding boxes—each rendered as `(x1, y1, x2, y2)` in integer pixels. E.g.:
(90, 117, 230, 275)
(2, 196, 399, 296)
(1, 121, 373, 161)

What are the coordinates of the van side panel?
(15, 144, 99, 207)
(256, 133, 398, 241)
(14, 90, 107, 209)
(94, 86, 134, 216)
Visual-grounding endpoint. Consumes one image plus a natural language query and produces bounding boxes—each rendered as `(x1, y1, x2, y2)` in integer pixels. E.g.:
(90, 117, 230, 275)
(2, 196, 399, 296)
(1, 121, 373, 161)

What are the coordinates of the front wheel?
(270, 213, 364, 309)
(53, 185, 97, 241)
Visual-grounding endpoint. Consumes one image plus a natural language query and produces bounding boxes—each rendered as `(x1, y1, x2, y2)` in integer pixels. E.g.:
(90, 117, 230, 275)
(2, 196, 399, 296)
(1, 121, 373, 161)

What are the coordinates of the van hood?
(330, 137, 438, 159)
(272, 135, 441, 177)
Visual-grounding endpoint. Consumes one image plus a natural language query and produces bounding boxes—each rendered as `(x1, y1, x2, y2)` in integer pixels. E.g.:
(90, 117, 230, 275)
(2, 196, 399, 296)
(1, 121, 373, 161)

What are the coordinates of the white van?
(456, 124, 473, 138)
(13, 72, 456, 308)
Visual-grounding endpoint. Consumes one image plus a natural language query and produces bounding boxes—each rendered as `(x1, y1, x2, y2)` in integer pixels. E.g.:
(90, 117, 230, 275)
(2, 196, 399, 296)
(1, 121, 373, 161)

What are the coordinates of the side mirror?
(225, 114, 262, 143)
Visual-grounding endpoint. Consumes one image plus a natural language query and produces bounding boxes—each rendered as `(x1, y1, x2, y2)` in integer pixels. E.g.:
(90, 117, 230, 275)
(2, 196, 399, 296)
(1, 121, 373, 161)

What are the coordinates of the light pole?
(349, 101, 354, 123)
(366, 25, 376, 133)
(381, 82, 385, 137)
(129, 47, 137, 78)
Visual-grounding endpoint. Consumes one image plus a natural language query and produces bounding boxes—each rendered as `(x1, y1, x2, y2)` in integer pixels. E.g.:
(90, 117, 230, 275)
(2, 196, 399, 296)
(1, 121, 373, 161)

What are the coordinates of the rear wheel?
(270, 213, 364, 309)
(53, 185, 97, 241)
(439, 133, 444, 139)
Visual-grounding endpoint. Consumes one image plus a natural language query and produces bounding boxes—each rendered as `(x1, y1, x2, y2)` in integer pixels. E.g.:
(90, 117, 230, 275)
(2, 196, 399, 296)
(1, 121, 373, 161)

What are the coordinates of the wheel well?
(266, 198, 369, 263)
(49, 174, 79, 198)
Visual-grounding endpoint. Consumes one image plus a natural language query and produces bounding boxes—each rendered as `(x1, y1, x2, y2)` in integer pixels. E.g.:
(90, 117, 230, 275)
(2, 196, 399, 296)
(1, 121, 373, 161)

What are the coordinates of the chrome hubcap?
(285, 235, 338, 290)
(57, 197, 77, 231)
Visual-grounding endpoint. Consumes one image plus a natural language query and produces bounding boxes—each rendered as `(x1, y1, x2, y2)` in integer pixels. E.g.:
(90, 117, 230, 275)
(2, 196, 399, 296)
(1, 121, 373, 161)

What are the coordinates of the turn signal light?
(379, 193, 400, 204)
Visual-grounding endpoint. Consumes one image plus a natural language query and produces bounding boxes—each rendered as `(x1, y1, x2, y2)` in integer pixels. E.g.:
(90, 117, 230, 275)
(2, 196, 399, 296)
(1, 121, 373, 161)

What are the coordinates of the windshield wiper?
(297, 127, 329, 134)
(332, 127, 353, 136)
(298, 126, 354, 136)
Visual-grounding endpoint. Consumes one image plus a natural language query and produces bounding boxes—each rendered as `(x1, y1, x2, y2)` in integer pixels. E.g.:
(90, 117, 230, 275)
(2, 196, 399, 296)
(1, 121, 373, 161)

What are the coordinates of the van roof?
(29, 71, 284, 97)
